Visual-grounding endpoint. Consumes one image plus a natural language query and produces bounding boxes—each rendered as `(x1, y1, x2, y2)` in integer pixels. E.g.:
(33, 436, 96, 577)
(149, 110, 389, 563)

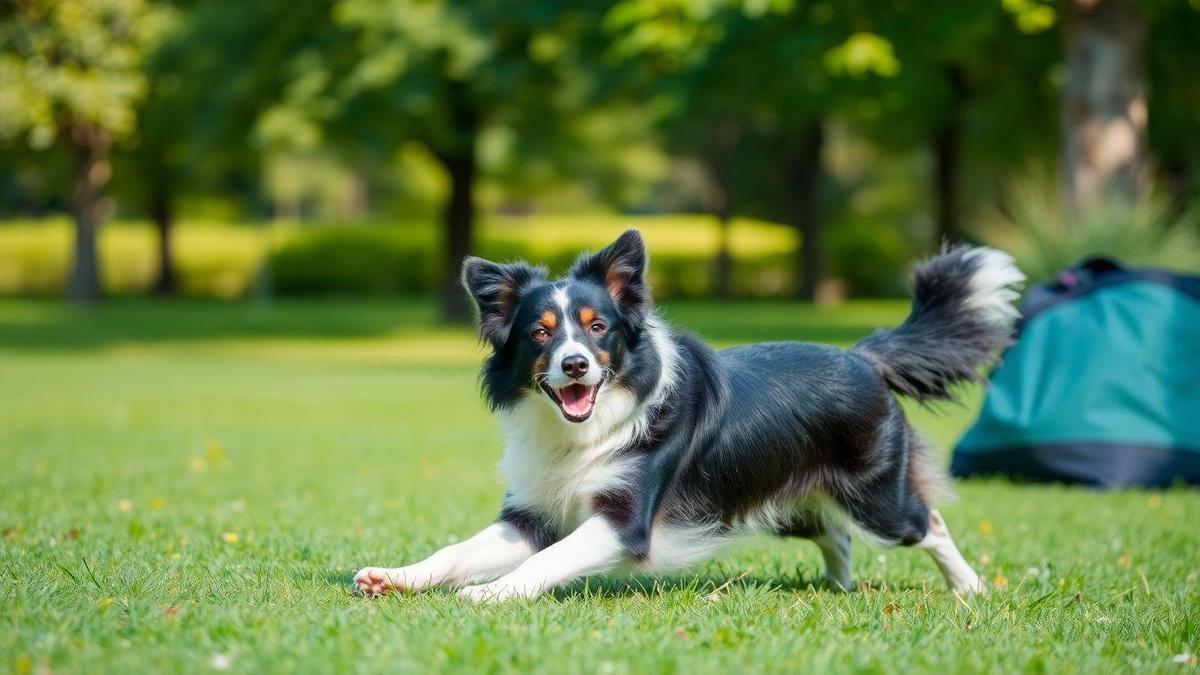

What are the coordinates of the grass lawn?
(1, 298, 1196, 673)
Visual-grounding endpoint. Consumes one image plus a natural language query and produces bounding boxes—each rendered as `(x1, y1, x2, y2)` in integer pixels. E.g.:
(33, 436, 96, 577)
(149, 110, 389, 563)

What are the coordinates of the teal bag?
(952, 259, 1200, 488)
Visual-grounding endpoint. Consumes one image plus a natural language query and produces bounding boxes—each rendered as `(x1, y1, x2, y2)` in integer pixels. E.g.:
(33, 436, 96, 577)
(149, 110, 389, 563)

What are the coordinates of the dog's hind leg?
(778, 508, 853, 591)
(825, 406, 983, 594)
(812, 522, 853, 591)
(827, 463, 983, 595)
(914, 509, 983, 594)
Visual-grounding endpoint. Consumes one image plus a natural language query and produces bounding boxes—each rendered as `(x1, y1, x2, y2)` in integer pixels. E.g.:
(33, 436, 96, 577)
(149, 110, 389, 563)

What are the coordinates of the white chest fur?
(497, 385, 644, 531)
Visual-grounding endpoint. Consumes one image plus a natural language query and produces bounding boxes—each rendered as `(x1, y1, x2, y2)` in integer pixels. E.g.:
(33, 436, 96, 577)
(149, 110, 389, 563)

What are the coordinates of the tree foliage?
(1, 0, 1197, 307)
(0, 0, 174, 301)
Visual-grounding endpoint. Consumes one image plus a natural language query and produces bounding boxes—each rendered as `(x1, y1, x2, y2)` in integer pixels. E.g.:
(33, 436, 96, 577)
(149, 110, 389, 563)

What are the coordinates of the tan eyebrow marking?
(578, 307, 596, 325)
(540, 310, 558, 329)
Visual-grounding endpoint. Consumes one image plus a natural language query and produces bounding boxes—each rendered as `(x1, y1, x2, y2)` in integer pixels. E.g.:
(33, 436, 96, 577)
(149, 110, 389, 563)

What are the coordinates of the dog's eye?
(589, 321, 607, 335)
(531, 327, 551, 342)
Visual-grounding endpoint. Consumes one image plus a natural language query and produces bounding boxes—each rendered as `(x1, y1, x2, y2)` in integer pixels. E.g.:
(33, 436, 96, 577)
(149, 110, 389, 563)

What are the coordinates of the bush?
(0, 218, 265, 298)
(0, 213, 919, 300)
(827, 219, 912, 297)
(269, 227, 433, 296)
(973, 175, 1200, 283)
(268, 215, 804, 299)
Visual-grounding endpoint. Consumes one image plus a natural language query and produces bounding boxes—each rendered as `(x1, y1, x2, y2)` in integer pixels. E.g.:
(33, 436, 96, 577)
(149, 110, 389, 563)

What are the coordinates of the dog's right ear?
(461, 257, 545, 346)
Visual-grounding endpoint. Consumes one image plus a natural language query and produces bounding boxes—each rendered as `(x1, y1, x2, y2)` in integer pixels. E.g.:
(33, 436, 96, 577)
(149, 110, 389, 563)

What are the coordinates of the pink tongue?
(559, 384, 594, 417)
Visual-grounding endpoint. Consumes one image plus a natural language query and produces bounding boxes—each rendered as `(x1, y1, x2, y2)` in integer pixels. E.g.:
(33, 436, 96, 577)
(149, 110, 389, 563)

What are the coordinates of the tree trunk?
(713, 215, 734, 299)
(709, 120, 740, 300)
(1163, 157, 1192, 216)
(150, 171, 177, 296)
(67, 123, 110, 304)
(788, 121, 825, 302)
(934, 66, 967, 246)
(439, 149, 476, 322)
(1061, 0, 1147, 214)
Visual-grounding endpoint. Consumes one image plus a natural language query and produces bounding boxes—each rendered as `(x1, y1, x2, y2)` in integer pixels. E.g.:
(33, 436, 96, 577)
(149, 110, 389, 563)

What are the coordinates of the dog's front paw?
(354, 567, 409, 597)
(458, 582, 536, 604)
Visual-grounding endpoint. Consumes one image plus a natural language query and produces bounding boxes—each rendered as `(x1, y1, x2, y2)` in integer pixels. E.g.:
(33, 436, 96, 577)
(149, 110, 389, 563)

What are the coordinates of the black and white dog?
(356, 230, 1023, 601)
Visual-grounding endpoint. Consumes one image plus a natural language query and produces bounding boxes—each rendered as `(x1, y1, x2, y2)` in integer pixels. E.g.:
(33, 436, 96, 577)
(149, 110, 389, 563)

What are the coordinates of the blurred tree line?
(1, 0, 1198, 319)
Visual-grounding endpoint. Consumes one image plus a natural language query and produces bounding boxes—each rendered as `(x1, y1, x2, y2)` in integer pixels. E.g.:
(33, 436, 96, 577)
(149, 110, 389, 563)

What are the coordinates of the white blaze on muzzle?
(543, 286, 603, 421)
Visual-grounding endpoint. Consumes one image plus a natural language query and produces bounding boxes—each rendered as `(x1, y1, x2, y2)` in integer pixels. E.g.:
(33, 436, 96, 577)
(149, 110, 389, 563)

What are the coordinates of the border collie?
(356, 230, 1023, 601)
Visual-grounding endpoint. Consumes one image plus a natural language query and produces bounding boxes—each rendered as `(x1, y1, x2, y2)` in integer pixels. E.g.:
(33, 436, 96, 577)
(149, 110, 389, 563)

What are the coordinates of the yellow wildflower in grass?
(205, 440, 228, 465)
(978, 520, 993, 535)
(149, 497, 165, 511)
(116, 499, 132, 513)
(221, 532, 239, 544)
(993, 575, 1009, 589)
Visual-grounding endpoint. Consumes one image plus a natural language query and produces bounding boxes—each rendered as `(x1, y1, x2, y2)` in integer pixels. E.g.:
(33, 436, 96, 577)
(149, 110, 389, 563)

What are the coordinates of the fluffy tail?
(852, 245, 1024, 402)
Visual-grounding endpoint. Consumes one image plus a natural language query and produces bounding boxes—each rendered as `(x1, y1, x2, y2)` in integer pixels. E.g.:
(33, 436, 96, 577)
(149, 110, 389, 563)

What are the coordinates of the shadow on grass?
(551, 573, 924, 599)
(0, 298, 910, 352)
(325, 568, 923, 601)
(0, 298, 445, 351)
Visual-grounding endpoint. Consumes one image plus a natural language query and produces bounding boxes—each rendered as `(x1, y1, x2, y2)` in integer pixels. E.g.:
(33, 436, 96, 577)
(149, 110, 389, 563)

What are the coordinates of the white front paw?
(355, 567, 401, 596)
(458, 582, 538, 603)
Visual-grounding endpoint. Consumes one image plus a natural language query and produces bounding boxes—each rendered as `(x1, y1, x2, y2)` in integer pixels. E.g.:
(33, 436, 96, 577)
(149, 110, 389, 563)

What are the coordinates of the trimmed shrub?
(0, 214, 921, 300)
(827, 219, 912, 297)
(269, 227, 434, 296)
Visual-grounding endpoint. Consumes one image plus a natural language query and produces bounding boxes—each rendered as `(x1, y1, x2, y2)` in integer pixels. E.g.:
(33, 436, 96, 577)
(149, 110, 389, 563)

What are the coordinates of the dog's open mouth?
(540, 382, 599, 422)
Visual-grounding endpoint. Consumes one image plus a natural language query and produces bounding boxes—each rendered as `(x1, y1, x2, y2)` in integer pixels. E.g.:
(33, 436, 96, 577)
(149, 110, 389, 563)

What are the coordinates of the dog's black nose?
(561, 354, 589, 378)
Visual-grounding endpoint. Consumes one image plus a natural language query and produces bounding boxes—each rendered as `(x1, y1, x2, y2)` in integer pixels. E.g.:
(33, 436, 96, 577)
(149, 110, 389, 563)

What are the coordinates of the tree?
(312, 0, 610, 321)
(607, 1, 873, 301)
(605, 0, 752, 298)
(740, 19, 898, 301)
(112, 0, 343, 296)
(0, 0, 170, 303)
(1061, 0, 1147, 213)
(862, 0, 1058, 248)
(118, 7, 190, 296)
(1144, 0, 1200, 209)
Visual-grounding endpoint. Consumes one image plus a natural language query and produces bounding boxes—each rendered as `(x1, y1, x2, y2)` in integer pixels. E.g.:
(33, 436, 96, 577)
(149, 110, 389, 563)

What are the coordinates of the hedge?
(0, 215, 912, 300)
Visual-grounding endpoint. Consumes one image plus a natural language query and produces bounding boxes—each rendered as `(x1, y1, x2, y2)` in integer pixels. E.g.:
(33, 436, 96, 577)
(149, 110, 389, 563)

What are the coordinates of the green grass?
(1, 299, 1196, 674)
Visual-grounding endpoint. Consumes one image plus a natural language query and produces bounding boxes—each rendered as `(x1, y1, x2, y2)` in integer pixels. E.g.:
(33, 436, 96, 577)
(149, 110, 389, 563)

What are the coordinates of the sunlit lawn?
(1, 299, 1196, 673)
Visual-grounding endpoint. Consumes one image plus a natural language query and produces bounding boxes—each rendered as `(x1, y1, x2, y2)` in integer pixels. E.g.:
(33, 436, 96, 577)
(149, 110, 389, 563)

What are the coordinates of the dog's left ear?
(570, 229, 650, 328)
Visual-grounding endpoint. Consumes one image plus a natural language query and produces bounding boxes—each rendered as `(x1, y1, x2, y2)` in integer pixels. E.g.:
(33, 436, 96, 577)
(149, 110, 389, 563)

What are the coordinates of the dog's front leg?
(458, 515, 625, 603)
(355, 521, 536, 596)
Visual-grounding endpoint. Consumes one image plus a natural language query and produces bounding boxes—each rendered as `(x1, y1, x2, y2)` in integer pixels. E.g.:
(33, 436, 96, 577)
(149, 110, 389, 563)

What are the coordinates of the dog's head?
(462, 229, 651, 423)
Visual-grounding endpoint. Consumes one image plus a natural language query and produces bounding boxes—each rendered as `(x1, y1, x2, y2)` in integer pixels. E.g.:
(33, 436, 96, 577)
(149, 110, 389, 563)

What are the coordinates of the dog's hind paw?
(819, 574, 853, 593)
(953, 574, 987, 596)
